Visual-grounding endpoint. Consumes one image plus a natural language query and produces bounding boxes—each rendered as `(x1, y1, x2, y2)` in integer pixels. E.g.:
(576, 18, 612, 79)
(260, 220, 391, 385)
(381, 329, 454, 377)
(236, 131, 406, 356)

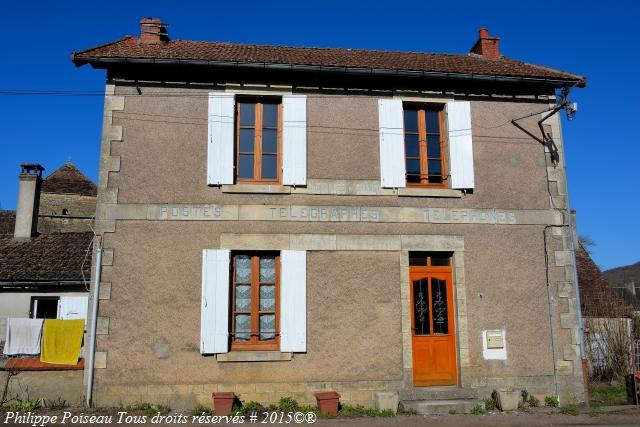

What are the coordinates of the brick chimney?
(14, 163, 44, 240)
(139, 18, 168, 43)
(470, 27, 501, 60)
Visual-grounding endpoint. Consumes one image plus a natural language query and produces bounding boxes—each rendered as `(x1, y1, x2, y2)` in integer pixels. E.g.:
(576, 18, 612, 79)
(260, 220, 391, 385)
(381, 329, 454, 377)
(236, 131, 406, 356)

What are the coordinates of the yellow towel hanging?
(40, 319, 84, 365)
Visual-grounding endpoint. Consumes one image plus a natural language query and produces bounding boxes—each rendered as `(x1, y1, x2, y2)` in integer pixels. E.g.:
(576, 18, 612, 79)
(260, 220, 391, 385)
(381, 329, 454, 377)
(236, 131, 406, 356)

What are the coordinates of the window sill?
(216, 351, 292, 362)
(222, 184, 291, 194)
(397, 188, 462, 198)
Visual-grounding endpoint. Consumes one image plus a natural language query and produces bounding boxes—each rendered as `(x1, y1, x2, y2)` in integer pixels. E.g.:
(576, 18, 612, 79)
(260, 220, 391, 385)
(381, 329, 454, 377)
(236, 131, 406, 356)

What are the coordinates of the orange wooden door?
(410, 269, 457, 386)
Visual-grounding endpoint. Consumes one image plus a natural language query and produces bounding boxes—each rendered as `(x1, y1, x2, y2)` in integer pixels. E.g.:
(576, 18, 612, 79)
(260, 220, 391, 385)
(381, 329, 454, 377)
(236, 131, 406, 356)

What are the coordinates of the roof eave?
(72, 56, 586, 88)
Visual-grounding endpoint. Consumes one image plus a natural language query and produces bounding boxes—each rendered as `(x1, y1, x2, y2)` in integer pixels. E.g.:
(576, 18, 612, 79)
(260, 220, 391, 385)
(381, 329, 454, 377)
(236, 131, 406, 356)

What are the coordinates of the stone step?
(401, 386, 478, 401)
(401, 399, 483, 415)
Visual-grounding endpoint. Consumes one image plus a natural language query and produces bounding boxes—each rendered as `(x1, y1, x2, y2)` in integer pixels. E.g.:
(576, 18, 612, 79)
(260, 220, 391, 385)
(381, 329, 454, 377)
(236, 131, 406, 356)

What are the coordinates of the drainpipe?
(85, 237, 102, 407)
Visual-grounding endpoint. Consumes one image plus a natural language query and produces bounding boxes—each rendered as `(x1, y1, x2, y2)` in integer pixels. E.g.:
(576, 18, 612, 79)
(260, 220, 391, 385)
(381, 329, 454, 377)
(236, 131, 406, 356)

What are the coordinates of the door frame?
(409, 265, 458, 387)
(399, 247, 469, 391)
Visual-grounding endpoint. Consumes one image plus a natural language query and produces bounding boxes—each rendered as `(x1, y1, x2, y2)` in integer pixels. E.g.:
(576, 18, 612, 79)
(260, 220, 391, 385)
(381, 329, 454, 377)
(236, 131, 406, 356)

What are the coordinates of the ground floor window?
(29, 296, 58, 319)
(231, 252, 279, 350)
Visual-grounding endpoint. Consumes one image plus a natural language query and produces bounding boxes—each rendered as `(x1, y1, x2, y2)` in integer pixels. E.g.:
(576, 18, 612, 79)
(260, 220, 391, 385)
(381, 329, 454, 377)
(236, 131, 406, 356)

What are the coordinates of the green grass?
(469, 404, 486, 415)
(125, 402, 171, 416)
(544, 396, 559, 408)
(483, 398, 496, 411)
(560, 406, 578, 416)
(338, 404, 394, 417)
(7, 398, 41, 412)
(189, 403, 213, 416)
(589, 385, 627, 407)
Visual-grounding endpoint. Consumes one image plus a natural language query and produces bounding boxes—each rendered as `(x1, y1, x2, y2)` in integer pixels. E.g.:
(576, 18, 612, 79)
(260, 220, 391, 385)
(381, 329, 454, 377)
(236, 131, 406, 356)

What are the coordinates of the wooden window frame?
(235, 98, 283, 185)
(230, 252, 280, 351)
(404, 104, 448, 188)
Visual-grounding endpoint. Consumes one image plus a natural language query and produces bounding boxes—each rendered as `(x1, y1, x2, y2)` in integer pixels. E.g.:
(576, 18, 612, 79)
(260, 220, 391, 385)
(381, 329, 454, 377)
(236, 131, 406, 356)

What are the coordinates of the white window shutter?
(201, 249, 230, 354)
(282, 95, 307, 186)
(57, 296, 89, 320)
(447, 101, 475, 189)
(378, 99, 406, 188)
(280, 250, 307, 352)
(207, 93, 235, 185)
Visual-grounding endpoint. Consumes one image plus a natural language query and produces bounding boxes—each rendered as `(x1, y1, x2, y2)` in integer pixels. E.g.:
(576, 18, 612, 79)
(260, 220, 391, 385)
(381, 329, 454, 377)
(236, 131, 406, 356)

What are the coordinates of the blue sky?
(0, 1, 638, 270)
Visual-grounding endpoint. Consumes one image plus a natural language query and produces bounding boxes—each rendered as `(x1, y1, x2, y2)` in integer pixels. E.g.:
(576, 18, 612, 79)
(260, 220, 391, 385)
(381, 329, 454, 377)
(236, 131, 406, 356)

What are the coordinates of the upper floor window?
(236, 100, 282, 184)
(403, 105, 447, 187)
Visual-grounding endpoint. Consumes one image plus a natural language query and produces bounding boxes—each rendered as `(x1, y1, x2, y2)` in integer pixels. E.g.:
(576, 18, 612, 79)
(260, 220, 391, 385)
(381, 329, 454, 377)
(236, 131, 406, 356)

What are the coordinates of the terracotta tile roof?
(72, 37, 585, 86)
(576, 243, 631, 318)
(0, 232, 93, 282)
(41, 163, 97, 196)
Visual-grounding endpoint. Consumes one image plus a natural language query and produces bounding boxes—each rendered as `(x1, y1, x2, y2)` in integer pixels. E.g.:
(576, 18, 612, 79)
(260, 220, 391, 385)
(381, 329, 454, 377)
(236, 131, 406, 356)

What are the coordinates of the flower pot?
(495, 389, 520, 412)
(212, 392, 236, 415)
(314, 391, 341, 416)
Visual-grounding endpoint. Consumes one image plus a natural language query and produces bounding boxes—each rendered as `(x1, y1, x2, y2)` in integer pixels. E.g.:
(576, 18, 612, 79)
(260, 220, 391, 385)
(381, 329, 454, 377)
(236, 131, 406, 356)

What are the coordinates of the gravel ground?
(1, 406, 639, 426)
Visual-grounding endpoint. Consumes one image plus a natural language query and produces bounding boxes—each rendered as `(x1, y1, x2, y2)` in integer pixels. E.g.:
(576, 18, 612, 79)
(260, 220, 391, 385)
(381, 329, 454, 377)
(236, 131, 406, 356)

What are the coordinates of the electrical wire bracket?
(511, 87, 577, 166)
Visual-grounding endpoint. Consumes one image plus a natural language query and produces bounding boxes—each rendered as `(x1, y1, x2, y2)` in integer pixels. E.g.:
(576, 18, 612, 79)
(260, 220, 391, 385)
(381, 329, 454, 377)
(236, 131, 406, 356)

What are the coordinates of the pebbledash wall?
(86, 82, 583, 409)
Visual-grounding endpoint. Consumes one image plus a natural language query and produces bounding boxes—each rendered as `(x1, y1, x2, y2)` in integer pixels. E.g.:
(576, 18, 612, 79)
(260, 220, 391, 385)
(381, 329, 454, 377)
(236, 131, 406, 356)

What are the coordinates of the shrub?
(190, 403, 213, 416)
(544, 396, 559, 408)
(470, 404, 486, 415)
(125, 402, 171, 416)
(45, 397, 67, 410)
(448, 409, 457, 415)
(277, 396, 299, 413)
(239, 401, 265, 416)
(528, 395, 540, 407)
(560, 406, 578, 416)
(338, 404, 394, 417)
(483, 398, 496, 411)
(8, 398, 41, 412)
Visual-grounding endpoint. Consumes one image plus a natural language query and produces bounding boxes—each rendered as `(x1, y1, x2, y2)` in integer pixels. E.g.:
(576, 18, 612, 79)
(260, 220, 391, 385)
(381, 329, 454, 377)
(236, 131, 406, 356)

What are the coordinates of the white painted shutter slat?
(282, 95, 307, 186)
(378, 99, 406, 188)
(57, 296, 89, 320)
(280, 250, 306, 352)
(201, 249, 230, 354)
(447, 101, 475, 189)
(207, 93, 235, 185)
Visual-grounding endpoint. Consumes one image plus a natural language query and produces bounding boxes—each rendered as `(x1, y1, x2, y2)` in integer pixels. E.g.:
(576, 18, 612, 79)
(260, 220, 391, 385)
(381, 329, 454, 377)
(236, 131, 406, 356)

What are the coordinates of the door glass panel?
(431, 278, 448, 334)
(430, 255, 450, 266)
(235, 284, 251, 311)
(409, 252, 427, 266)
(235, 255, 252, 283)
(259, 314, 276, 341)
(235, 314, 251, 341)
(413, 278, 430, 335)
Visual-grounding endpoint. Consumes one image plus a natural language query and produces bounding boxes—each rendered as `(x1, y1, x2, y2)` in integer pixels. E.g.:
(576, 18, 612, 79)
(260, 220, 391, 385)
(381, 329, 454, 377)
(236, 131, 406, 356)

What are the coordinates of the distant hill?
(603, 261, 640, 287)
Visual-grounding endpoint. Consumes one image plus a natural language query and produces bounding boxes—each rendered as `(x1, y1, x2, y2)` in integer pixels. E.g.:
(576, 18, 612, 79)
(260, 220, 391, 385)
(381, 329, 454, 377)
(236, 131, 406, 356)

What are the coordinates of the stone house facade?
(72, 19, 587, 411)
(0, 163, 97, 405)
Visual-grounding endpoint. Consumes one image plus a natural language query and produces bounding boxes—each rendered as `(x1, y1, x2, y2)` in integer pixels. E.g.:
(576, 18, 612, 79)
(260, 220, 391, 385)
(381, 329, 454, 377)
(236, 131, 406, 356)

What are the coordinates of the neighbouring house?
(0, 163, 97, 404)
(72, 19, 587, 412)
(575, 238, 636, 379)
